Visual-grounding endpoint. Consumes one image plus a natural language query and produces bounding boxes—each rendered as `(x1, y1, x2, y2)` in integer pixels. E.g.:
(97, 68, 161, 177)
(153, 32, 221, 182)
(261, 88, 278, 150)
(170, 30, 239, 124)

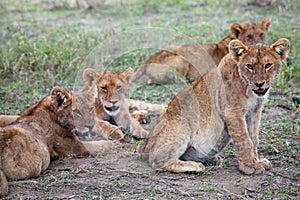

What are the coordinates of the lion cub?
(132, 18, 271, 84)
(87, 68, 149, 140)
(78, 68, 165, 135)
(0, 68, 164, 138)
(141, 38, 290, 175)
(0, 87, 115, 197)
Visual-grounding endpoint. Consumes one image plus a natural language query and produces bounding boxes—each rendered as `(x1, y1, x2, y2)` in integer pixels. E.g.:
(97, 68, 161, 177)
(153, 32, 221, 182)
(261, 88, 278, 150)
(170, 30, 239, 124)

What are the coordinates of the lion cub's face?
(97, 68, 133, 116)
(231, 18, 271, 46)
(229, 38, 290, 97)
(73, 68, 98, 134)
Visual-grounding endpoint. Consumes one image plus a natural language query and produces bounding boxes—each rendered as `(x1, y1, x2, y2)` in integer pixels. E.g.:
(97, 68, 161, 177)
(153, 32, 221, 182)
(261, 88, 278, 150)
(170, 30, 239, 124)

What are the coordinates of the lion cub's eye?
(247, 35, 253, 40)
(73, 109, 82, 117)
(116, 85, 122, 91)
(89, 107, 94, 113)
(260, 33, 264, 39)
(101, 86, 108, 93)
(245, 64, 254, 71)
(264, 63, 273, 70)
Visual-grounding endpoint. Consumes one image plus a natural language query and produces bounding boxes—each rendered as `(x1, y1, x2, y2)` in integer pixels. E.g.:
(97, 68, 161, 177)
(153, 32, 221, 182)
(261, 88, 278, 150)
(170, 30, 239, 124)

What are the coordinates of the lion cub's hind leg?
(147, 120, 205, 173)
(0, 170, 8, 197)
(1, 130, 50, 181)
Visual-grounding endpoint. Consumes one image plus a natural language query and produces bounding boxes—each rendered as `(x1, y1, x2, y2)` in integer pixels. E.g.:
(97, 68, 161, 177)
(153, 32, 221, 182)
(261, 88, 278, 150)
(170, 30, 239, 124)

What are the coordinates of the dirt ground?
(4, 92, 299, 200)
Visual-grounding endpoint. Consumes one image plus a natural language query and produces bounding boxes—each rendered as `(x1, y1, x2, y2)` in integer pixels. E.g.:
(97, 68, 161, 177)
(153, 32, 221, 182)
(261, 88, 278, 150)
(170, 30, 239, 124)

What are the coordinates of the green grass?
(1, 1, 299, 114)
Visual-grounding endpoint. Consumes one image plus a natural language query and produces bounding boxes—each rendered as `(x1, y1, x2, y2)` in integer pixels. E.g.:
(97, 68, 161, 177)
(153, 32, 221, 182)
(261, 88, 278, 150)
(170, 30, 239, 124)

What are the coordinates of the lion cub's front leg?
(127, 117, 148, 139)
(225, 107, 270, 174)
(114, 111, 148, 139)
(93, 119, 124, 140)
(246, 107, 272, 174)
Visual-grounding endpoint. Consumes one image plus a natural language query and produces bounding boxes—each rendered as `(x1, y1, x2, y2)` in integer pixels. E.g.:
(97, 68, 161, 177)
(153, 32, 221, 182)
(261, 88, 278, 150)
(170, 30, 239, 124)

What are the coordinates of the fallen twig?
(277, 104, 292, 110)
(9, 180, 39, 185)
(273, 171, 299, 181)
(221, 187, 247, 199)
(260, 129, 300, 140)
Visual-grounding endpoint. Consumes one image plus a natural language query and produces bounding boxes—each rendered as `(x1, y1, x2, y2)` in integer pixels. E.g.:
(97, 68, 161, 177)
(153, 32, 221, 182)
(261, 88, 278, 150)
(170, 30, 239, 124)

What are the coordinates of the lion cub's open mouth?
(253, 88, 269, 95)
(104, 106, 120, 112)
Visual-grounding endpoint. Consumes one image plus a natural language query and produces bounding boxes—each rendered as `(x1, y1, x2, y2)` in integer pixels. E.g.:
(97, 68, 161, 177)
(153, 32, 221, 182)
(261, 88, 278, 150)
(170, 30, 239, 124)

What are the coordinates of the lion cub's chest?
(245, 91, 267, 118)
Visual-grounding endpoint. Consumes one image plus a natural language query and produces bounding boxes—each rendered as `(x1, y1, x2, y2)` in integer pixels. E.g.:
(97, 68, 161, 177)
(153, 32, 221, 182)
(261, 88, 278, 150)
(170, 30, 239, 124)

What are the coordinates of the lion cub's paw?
(108, 127, 124, 140)
(239, 162, 256, 175)
(163, 160, 205, 173)
(131, 110, 148, 123)
(255, 158, 272, 174)
(132, 129, 149, 139)
(239, 158, 272, 175)
(94, 120, 124, 140)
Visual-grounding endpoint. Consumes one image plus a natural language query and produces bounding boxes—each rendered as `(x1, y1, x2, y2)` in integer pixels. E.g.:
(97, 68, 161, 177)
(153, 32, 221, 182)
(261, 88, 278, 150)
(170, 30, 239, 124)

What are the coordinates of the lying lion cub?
(141, 38, 290, 174)
(0, 68, 165, 138)
(132, 18, 271, 84)
(87, 68, 149, 140)
(0, 87, 115, 197)
(82, 68, 166, 126)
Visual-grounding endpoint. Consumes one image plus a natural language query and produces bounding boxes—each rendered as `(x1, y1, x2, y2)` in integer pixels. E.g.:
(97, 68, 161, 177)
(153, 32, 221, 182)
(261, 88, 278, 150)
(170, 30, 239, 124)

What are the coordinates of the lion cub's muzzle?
(104, 100, 120, 115)
(102, 99, 121, 115)
(252, 81, 269, 96)
(104, 105, 120, 112)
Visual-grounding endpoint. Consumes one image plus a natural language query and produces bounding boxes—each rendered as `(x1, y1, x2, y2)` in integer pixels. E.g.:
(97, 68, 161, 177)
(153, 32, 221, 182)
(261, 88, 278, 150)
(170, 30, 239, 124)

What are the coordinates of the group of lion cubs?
(0, 17, 290, 197)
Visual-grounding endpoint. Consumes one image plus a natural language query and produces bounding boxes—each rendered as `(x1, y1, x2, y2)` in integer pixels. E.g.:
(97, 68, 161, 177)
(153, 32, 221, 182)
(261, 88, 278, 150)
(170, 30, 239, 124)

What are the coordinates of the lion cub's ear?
(259, 18, 271, 32)
(229, 39, 249, 61)
(119, 67, 134, 83)
(83, 68, 99, 87)
(270, 38, 290, 61)
(230, 23, 244, 38)
(51, 87, 71, 110)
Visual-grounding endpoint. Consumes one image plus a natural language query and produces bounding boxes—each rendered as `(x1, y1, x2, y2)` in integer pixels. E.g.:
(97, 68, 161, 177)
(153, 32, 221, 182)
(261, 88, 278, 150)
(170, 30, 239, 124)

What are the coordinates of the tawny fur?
(0, 69, 98, 135)
(127, 99, 166, 114)
(0, 68, 164, 137)
(141, 38, 290, 175)
(0, 115, 19, 127)
(87, 68, 149, 140)
(0, 87, 115, 197)
(132, 18, 271, 84)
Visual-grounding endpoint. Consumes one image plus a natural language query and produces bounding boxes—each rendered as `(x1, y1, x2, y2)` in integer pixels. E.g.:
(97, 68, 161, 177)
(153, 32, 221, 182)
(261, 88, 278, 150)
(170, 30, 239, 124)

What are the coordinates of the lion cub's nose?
(254, 82, 265, 88)
(109, 100, 118, 105)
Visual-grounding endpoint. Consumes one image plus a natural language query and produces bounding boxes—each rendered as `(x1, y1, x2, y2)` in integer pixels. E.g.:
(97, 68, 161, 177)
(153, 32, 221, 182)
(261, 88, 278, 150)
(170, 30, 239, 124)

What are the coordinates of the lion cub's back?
(0, 125, 50, 179)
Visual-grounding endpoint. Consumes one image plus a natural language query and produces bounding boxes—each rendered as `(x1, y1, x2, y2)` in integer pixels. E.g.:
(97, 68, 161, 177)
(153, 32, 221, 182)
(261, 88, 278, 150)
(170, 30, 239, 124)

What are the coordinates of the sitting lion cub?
(132, 18, 271, 84)
(0, 87, 115, 197)
(88, 68, 149, 140)
(141, 38, 290, 174)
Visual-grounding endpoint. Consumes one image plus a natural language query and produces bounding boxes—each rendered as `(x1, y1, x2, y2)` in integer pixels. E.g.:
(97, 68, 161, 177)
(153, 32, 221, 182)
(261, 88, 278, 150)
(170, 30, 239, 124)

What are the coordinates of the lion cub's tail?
(0, 170, 8, 197)
(132, 64, 147, 82)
